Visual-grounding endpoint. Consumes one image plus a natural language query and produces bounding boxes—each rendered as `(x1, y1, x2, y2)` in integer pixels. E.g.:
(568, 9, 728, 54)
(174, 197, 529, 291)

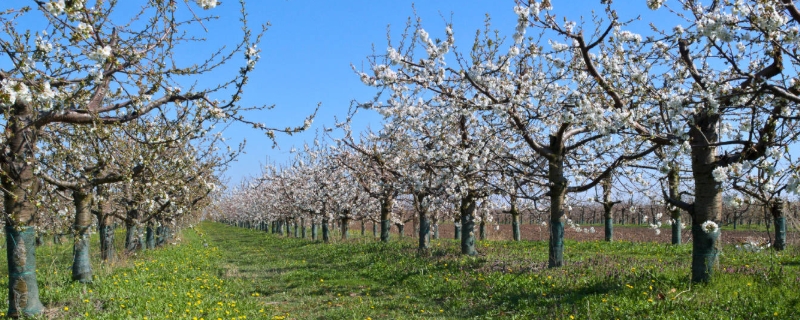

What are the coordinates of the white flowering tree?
(0, 0, 317, 314)
(335, 127, 403, 243)
(728, 149, 798, 250)
(357, 5, 659, 264)
(521, 0, 800, 281)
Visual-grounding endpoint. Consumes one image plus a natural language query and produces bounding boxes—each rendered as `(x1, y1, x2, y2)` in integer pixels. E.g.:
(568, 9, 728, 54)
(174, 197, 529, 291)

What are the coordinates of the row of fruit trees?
(209, 0, 800, 299)
(0, 0, 319, 317)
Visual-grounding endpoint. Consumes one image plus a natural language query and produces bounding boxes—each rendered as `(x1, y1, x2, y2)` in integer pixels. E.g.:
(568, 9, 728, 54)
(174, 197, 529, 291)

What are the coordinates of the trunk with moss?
(454, 221, 461, 240)
(311, 221, 317, 240)
(460, 193, 478, 256)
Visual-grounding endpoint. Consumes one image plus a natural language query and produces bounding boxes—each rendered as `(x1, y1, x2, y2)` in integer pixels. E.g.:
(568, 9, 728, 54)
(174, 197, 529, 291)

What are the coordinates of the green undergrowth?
(206, 222, 799, 320)
(1, 223, 798, 319)
(0, 227, 263, 319)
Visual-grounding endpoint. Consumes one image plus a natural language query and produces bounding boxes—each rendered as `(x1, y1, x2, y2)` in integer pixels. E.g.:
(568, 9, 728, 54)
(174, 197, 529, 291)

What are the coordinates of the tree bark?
(548, 135, 567, 268)
(460, 194, 477, 256)
(71, 190, 93, 283)
(772, 199, 786, 251)
(321, 217, 330, 243)
(99, 215, 115, 262)
(145, 222, 156, 250)
(2, 104, 44, 316)
(380, 196, 393, 242)
(510, 195, 521, 241)
(689, 115, 722, 283)
(341, 217, 350, 240)
(668, 163, 682, 245)
(602, 175, 614, 242)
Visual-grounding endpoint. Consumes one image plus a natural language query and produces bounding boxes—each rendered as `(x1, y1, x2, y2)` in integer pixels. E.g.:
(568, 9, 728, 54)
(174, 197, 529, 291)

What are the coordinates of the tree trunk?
(145, 222, 156, 250)
(668, 163, 682, 245)
(602, 175, 614, 242)
(507, 213, 518, 241)
(396, 223, 404, 238)
(418, 213, 430, 250)
(454, 222, 461, 240)
(479, 220, 486, 241)
(548, 135, 567, 268)
(460, 194, 477, 256)
(372, 221, 378, 238)
(772, 199, 786, 251)
(380, 196, 393, 242)
(301, 218, 307, 239)
(125, 222, 140, 252)
(70, 190, 93, 283)
(510, 195, 521, 241)
(322, 217, 330, 243)
(341, 217, 350, 240)
(360, 220, 365, 236)
(311, 222, 317, 240)
(433, 221, 440, 240)
(1, 105, 44, 316)
(689, 116, 722, 283)
(99, 215, 115, 262)
(5, 226, 45, 317)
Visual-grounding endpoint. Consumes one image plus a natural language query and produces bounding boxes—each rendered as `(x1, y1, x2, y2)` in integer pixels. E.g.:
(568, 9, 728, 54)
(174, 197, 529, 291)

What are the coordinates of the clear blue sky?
(207, 0, 664, 185)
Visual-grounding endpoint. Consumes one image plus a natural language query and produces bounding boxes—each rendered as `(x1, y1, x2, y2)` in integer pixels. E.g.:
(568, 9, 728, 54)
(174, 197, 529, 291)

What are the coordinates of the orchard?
(2, 0, 800, 318)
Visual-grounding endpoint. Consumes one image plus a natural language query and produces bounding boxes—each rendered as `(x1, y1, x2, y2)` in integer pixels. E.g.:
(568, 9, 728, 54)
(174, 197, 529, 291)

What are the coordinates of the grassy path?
(203, 222, 800, 319)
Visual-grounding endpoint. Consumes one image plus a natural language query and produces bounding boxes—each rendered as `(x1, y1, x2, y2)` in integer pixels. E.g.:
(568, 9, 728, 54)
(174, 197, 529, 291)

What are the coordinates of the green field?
(1, 222, 799, 319)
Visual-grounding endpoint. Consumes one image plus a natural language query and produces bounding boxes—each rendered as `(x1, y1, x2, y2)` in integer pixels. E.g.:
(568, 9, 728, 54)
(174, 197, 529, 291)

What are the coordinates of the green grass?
(0, 227, 264, 319)
(203, 223, 800, 319)
(1, 222, 799, 319)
